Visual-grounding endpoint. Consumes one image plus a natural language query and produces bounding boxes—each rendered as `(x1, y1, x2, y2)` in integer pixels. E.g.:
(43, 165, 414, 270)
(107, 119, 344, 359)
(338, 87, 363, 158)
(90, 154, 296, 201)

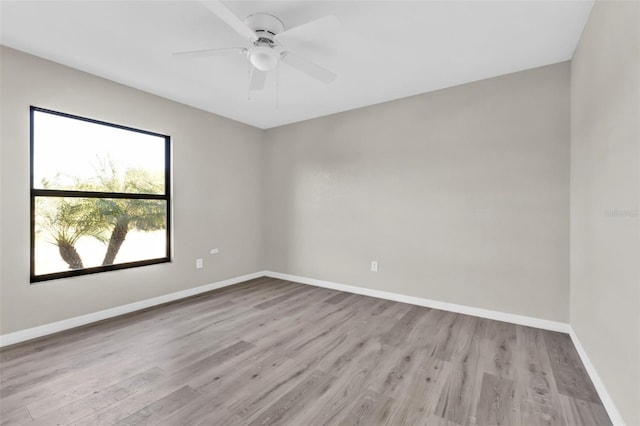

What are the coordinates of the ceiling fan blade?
(173, 47, 247, 59)
(249, 66, 266, 91)
(281, 51, 336, 84)
(274, 15, 339, 46)
(201, 0, 257, 42)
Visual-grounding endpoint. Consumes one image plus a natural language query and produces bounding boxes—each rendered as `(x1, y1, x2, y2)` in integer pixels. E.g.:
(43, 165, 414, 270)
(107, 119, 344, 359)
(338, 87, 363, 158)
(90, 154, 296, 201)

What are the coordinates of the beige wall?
(0, 46, 265, 334)
(0, 49, 574, 333)
(264, 63, 571, 322)
(570, 1, 640, 424)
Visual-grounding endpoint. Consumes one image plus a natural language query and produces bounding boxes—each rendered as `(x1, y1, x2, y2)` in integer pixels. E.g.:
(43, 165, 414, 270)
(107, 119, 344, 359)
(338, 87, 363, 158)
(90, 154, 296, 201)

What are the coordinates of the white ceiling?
(1, 1, 593, 129)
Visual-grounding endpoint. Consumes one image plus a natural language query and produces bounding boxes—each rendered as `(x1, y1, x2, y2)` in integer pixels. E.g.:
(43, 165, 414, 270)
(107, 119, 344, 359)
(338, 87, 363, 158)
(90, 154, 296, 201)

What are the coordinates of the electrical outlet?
(196, 258, 203, 269)
(371, 261, 378, 272)
(210, 248, 219, 255)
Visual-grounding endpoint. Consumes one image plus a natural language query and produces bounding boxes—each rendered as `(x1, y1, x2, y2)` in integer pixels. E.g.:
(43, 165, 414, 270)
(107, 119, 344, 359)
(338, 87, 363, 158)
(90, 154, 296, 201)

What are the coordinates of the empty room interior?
(0, 0, 638, 425)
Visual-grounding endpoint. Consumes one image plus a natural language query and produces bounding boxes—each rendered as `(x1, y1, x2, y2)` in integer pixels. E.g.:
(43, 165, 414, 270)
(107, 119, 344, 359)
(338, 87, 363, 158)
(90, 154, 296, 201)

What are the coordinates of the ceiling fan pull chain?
(276, 62, 279, 110)
(248, 66, 251, 101)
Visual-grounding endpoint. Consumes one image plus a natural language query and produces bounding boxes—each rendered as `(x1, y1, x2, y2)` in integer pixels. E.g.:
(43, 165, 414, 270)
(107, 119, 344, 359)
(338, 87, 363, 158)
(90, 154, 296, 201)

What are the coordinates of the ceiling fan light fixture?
(248, 46, 279, 71)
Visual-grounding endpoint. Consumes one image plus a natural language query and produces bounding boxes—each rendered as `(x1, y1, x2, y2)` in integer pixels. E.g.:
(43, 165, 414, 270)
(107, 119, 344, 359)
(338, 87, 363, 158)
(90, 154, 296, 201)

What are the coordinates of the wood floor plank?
(194, 351, 291, 396)
(238, 290, 356, 348)
(425, 414, 463, 426)
(368, 299, 396, 318)
(384, 356, 452, 426)
(334, 389, 378, 426)
(25, 357, 155, 419)
(379, 305, 428, 347)
(433, 317, 483, 425)
(226, 345, 333, 420)
(23, 368, 166, 426)
(323, 291, 353, 305)
(113, 385, 199, 426)
(543, 331, 601, 403)
(475, 372, 516, 426)
(0, 407, 32, 426)
(246, 370, 336, 426)
(461, 317, 516, 425)
(431, 311, 465, 361)
(68, 378, 189, 426)
(1, 348, 157, 415)
(153, 393, 222, 426)
(168, 340, 255, 383)
(479, 318, 517, 380)
(297, 345, 381, 425)
(434, 361, 481, 425)
(366, 345, 422, 396)
(253, 285, 316, 310)
(160, 339, 254, 375)
(514, 325, 566, 426)
(336, 389, 395, 426)
(241, 298, 373, 365)
(191, 407, 244, 426)
(280, 296, 385, 361)
(0, 278, 610, 426)
(559, 395, 613, 426)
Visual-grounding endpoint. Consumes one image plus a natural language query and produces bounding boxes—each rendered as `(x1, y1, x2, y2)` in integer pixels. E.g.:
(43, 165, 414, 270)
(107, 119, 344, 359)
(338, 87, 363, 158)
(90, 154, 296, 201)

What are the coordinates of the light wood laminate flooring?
(0, 277, 610, 425)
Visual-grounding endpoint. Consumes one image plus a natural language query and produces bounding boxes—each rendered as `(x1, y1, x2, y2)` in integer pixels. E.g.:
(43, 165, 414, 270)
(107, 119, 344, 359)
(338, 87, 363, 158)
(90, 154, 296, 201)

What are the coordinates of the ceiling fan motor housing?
(245, 13, 285, 44)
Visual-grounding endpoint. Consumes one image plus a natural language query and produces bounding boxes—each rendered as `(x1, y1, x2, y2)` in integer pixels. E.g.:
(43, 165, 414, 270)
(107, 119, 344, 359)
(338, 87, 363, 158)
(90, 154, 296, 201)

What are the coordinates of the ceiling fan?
(175, 0, 339, 91)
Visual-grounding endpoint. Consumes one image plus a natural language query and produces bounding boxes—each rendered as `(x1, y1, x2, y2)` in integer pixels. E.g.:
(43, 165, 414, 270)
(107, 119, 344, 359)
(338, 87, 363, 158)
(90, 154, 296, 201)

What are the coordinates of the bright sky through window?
(33, 111, 166, 193)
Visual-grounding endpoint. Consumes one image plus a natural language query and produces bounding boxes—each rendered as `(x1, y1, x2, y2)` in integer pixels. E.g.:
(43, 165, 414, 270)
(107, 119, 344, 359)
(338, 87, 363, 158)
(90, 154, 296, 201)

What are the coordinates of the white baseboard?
(568, 327, 626, 426)
(0, 269, 569, 347)
(264, 271, 570, 333)
(0, 271, 268, 348)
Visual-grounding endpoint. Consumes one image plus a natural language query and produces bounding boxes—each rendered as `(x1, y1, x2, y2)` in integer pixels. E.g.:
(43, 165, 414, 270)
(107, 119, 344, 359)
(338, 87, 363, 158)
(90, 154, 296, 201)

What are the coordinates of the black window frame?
(30, 106, 172, 283)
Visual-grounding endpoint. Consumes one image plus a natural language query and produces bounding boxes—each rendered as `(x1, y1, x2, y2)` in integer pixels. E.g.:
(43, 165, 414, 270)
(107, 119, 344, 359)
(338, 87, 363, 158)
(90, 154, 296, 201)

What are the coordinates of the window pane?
(34, 197, 167, 276)
(33, 110, 166, 194)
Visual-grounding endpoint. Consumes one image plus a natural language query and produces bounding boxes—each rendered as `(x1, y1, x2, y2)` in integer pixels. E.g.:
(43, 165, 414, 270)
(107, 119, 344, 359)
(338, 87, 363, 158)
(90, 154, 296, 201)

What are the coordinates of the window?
(30, 107, 171, 283)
